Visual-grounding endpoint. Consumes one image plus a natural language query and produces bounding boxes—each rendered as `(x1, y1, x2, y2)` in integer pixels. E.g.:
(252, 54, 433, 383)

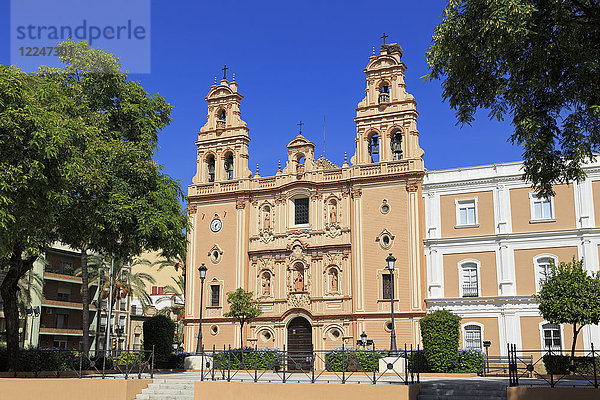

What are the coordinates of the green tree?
(426, 0, 600, 198)
(224, 288, 262, 351)
(535, 257, 600, 359)
(420, 310, 461, 372)
(143, 314, 175, 363)
(0, 64, 84, 371)
(47, 40, 187, 353)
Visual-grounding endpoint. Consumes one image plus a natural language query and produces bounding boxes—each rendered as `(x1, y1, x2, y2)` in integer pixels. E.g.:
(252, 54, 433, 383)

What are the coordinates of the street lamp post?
(25, 306, 40, 347)
(386, 253, 397, 356)
(195, 264, 208, 354)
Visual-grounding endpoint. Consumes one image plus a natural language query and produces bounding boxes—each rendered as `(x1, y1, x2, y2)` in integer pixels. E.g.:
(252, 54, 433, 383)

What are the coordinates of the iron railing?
(507, 343, 599, 388)
(195, 344, 422, 384)
(2, 347, 154, 379)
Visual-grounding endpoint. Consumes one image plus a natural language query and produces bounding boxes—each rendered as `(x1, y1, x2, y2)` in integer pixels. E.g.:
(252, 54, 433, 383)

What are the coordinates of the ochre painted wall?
(442, 251, 498, 298)
(0, 379, 149, 400)
(509, 185, 576, 233)
(439, 190, 495, 238)
(514, 247, 578, 296)
(195, 381, 421, 400)
(507, 387, 600, 400)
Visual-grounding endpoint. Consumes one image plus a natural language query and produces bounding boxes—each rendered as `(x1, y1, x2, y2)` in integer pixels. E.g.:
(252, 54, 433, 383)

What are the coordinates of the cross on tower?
(222, 64, 229, 79)
(298, 121, 304, 134)
(380, 32, 389, 45)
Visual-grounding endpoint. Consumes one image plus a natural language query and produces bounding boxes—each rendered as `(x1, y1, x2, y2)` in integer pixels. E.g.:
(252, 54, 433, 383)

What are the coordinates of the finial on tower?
(297, 120, 304, 135)
(232, 73, 236, 82)
(380, 32, 389, 45)
(222, 64, 229, 80)
(214, 77, 217, 84)
(256, 164, 259, 174)
(344, 152, 348, 163)
(372, 47, 375, 56)
(278, 160, 281, 171)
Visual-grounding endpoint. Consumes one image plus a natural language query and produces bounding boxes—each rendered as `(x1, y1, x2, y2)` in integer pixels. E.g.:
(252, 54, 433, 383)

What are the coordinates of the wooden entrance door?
(287, 317, 313, 371)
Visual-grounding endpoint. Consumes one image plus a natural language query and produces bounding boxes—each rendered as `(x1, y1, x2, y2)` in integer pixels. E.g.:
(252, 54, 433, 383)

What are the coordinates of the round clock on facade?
(210, 218, 222, 233)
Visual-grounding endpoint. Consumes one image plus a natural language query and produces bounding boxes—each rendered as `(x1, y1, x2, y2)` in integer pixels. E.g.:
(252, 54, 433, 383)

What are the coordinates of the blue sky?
(1, 0, 523, 189)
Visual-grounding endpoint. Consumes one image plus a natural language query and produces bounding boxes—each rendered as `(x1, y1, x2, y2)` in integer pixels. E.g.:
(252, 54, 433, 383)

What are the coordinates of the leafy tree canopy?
(426, 0, 600, 198)
(535, 257, 600, 357)
(224, 288, 262, 350)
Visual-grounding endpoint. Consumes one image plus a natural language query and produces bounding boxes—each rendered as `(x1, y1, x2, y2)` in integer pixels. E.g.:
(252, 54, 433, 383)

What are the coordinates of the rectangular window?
(530, 194, 554, 221)
(294, 197, 309, 225)
(56, 312, 68, 329)
(461, 264, 479, 297)
(119, 315, 126, 328)
(382, 274, 392, 300)
(210, 285, 220, 307)
(456, 199, 477, 226)
(53, 340, 67, 349)
(543, 324, 561, 350)
(464, 326, 482, 350)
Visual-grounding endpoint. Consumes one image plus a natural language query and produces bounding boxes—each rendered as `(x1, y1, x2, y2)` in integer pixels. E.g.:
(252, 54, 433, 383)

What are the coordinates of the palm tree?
(78, 254, 157, 309)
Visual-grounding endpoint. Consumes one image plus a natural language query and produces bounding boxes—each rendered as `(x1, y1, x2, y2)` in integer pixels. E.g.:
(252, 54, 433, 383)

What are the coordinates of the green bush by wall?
(143, 314, 175, 363)
(419, 310, 461, 372)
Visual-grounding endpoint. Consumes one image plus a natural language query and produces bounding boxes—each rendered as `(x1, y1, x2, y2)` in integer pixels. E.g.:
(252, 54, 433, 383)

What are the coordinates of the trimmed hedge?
(542, 355, 600, 375)
(325, 349, 385, 372)
(0, 349, 114, 372)
(143, 315, 175, 364)
(213, 348, 281, 370)
(420, 310, 461, 372)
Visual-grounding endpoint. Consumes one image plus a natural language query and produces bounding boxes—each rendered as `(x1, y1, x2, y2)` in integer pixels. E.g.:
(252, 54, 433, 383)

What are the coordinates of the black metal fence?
(1, 348, 154, 379)
(507, 343, 599, 388)
(196, 344, 422, 384)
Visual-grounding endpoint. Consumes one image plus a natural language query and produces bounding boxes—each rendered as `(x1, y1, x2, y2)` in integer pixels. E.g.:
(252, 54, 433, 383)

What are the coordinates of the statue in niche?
(329, 200, 337, 224)
(263, 207, 271, 230)
(293, 267, 304, 292)
(330, 269, 338, 292)
(262, 272, 271, 296)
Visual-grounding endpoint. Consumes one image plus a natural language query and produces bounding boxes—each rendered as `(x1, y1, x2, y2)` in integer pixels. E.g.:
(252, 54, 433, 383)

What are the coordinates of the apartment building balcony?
(39, 327, 96, 336)
(42, 299, 97, 311)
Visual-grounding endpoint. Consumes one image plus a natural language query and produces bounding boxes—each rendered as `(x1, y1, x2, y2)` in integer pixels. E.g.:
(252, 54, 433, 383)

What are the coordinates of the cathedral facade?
(183, 43, 427, 353)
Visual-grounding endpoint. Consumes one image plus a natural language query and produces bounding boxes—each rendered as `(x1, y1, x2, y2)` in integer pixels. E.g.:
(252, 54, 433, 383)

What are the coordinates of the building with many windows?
(423, 161, 600, 355)
(183, 40, 600, 356)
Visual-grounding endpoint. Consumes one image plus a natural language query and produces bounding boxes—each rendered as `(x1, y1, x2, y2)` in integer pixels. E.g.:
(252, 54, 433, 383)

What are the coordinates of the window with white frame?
(530, 193, 554, 221)
(534, 255, 557, 292)
(460, 262, 479, 297)
(464, 325, 482, 350)
(542, 323, 562, 351)
(456, 199, 477, 226)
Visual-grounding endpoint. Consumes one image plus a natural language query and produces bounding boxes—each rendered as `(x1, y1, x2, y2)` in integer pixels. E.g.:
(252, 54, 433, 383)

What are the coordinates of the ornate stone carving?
(351, 189, 362, 198)
(406, 182, 419, 192)
(236, 200, 246, 209)
(188, 204, 197, 214)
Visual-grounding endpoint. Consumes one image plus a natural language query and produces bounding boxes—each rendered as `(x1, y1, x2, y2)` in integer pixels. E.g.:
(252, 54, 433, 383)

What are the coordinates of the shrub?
(542, 355, 600, 375)
(420, 310, 461, 372)
(117, 351, 142, 366)
(458, 349, 484, 373)
(143, 315, 175, 364)
(324, 349, 385, 372)
(213, 348, 281, 370)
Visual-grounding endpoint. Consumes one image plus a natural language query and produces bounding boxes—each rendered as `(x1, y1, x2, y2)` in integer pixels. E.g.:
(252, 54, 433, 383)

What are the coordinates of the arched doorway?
(287, 316, 313, 371)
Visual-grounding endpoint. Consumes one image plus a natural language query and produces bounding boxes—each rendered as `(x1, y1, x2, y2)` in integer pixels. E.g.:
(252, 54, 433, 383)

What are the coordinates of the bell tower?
(352, 41, 424, 166)
(193, 67, 251, 184)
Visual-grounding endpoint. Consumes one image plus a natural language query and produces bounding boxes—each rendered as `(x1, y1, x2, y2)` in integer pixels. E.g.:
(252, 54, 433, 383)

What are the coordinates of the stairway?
(417, 381, 507, 400)
(136, 379, 195, 400)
